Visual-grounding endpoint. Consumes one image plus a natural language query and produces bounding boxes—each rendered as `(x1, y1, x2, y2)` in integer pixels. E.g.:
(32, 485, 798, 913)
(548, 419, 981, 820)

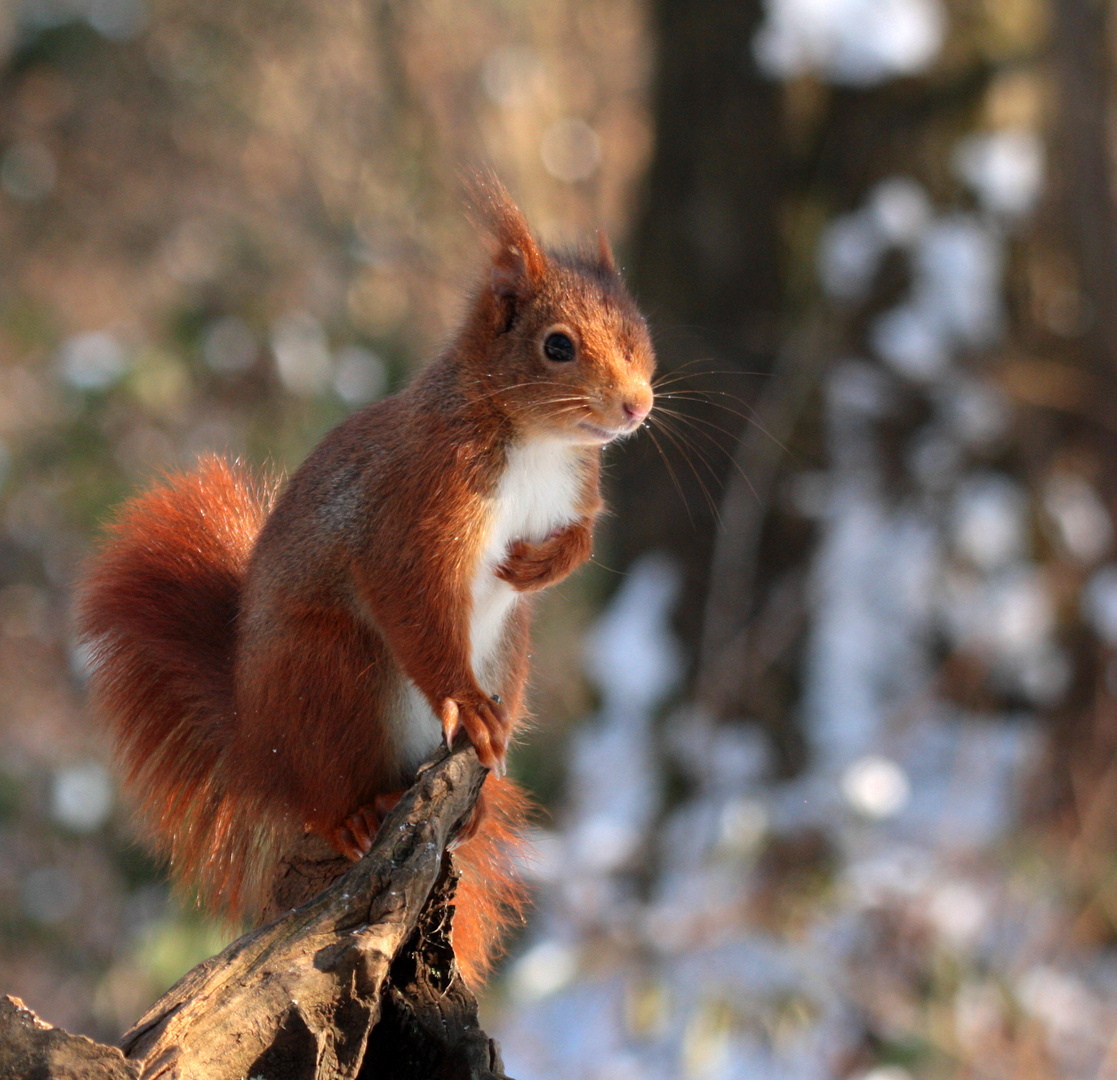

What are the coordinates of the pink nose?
(623, 397, 651, 424)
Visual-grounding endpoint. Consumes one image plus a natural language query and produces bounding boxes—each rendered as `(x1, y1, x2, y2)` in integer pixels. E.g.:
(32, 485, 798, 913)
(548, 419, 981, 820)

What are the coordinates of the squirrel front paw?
(495, 520, 592, 592)
(440, 691, 511, 776)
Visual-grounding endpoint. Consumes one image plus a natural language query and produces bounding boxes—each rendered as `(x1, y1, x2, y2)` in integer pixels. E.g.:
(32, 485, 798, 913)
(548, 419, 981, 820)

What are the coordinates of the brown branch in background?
(0, 745, 512, 1080)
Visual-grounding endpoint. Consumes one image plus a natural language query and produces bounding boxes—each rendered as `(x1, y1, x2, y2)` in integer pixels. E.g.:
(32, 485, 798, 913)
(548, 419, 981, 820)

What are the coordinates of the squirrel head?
(462, 174, 655, 446)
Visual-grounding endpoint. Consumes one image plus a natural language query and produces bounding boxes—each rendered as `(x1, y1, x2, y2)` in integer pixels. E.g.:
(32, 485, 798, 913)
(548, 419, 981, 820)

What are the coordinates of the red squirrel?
(75, 177, 655, 986)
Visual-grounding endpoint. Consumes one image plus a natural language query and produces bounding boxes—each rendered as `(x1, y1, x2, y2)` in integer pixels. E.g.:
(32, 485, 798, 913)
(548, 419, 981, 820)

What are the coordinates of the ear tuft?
(596, 229, 617, 272)
(464, 169, 546, 299)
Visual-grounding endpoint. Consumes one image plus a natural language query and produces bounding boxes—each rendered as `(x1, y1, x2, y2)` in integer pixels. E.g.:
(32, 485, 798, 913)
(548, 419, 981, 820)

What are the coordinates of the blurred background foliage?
(2, 0, 1117, 1077)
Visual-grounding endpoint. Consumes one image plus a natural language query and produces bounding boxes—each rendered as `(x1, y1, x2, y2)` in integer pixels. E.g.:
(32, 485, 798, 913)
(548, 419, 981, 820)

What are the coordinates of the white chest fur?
(470, 435, 583, 684)
(391, 436, 583, 773)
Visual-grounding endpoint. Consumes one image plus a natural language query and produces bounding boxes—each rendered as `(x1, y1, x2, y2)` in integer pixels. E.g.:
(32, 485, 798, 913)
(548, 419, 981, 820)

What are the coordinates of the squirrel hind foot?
(328, 792, 405, 861)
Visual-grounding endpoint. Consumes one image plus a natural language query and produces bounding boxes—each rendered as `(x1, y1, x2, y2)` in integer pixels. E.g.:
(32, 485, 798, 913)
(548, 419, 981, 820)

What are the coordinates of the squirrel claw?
(441, 698, 461, 749)
(441, 690, 511, 775)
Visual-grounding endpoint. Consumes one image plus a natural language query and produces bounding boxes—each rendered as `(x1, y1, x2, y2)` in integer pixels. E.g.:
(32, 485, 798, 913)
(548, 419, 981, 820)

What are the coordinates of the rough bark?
(0, 996, 139, 1080)
(0, 745, 512, 1080)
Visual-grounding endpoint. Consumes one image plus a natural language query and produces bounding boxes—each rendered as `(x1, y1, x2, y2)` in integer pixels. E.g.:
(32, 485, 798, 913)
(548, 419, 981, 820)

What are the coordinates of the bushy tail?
(453, 774, 533, 987)
(75, 456, 283, 914)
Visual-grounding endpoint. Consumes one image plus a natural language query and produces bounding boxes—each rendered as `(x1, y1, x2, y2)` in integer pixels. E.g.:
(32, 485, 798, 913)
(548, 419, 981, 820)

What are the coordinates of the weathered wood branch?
(0, 745, 514, 1080)
(0, 996, 138, 1080)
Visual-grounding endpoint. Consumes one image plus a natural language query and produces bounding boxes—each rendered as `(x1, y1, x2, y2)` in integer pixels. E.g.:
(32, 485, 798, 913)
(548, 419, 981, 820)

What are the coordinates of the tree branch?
(1, 744, 513, 1080)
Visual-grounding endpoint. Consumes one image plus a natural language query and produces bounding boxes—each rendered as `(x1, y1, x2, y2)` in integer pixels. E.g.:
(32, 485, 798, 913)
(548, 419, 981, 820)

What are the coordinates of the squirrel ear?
(465, 170, 546, 299)
(491, 242, 543, 300)
(596, 229, 616, 272)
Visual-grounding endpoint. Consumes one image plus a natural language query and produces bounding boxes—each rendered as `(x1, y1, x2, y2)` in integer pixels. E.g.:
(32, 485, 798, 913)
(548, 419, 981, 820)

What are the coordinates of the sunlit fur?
(76, 176, 655, 987)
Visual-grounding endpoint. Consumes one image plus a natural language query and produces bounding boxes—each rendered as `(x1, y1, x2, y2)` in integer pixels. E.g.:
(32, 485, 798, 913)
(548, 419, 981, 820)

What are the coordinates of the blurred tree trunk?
(1051, 0, 1117, 398)
(619, 0, 1047, 773)
(614, 0, 786, 653)
(612, 0, 893, 729)
(630, 1, 785, 354)
(1039, 0, 1117, 852)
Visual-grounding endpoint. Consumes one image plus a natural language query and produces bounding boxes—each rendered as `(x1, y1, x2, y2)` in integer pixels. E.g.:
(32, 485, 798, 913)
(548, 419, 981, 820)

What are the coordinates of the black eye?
(543, 331, 576, 363)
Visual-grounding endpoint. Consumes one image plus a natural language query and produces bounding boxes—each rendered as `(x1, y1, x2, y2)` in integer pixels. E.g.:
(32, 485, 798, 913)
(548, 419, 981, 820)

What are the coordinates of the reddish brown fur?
(76, 176, 655, 987)
(76, 459, 284, 910)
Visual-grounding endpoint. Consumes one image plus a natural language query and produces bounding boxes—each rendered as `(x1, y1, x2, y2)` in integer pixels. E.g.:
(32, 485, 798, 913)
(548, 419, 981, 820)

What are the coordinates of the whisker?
(528, 396, 589, 411)
(586, 557, 626, 576)
(651, 411, 762, 507)
(654, 403, 742, 440)
(658, 389, 760, 412)
(651, 410, 738, 467)
(643, 424, 697, 529)
(656, 393, 795, 461)
(648, 410, 722, 470)
(647, 412, 734, 493)
(652, 369, 772, 391)
(474, 378, 575, 401)
(653, 405, 761, 457)
(647, 415, 721, 522)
